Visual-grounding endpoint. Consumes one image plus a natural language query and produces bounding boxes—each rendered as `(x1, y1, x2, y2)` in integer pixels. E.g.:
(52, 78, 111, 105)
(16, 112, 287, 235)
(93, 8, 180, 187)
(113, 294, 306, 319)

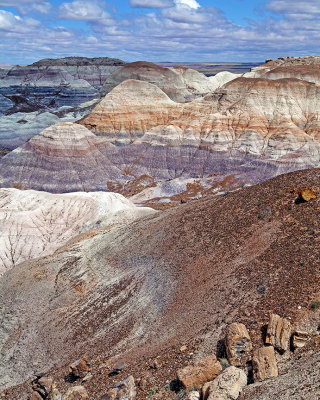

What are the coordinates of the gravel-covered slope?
(0, 168, 319, 398)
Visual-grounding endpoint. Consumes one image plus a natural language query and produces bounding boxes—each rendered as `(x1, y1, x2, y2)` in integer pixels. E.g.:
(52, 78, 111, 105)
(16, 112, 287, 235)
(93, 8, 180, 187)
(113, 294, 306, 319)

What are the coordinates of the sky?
(0, 0, 319, 64)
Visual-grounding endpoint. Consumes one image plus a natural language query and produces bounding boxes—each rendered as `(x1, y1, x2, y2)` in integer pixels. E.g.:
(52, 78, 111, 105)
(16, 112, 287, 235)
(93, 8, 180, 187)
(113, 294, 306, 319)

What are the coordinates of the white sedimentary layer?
(0, 188, 154, 275)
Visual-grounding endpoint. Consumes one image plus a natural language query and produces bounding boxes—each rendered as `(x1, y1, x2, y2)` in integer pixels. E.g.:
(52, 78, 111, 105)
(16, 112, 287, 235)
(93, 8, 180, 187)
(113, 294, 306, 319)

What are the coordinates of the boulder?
(177, 355, 222, 389)
(292, 331, 309, 349)
(225, 323, 252, 366)
(101, 375, 136, 399)
(252, 346, 278, 382)
(69, 355, 90, 380)
(202, 366, 247, 400)
(64, 386, 88, 400)
(265, 314, 291, 352)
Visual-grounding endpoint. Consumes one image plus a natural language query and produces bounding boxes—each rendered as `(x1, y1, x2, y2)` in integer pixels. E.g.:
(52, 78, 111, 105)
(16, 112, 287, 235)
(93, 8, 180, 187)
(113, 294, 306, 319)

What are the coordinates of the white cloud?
(0, 0, 51, 14)
(0, 10, 20, 30)
(162, 5, 209, 23)
(130, 0, 173, 7)
(58, 0, 112, 21)
(174, 0, 200, 9)
(266, 0, 320, 15)
(30, 2, 51, 14)
(0, 9, 39, 32)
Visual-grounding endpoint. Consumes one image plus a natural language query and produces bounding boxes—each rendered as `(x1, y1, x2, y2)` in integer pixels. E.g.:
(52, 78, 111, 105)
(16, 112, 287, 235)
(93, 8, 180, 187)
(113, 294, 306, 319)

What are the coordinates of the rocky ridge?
(245, 56, 320, 86)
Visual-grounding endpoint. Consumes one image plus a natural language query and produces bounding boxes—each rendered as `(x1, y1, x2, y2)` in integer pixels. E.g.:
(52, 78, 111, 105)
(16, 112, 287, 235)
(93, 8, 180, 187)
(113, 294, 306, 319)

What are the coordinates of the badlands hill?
(0, 167, 319, 399)
(100, 61, 240, 101)
(0, 71, 319, 203)
(0, 96, 99, 151)
(0, 57, 125, 88)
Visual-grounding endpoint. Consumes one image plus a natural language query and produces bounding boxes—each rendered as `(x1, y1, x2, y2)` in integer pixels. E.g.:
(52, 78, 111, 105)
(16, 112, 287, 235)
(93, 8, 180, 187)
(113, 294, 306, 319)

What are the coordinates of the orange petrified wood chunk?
(300, 188, 317, 202)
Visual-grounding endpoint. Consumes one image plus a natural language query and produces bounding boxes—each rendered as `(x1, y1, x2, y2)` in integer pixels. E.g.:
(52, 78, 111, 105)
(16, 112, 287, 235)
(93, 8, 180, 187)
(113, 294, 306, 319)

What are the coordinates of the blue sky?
(0, 0, 319, 64)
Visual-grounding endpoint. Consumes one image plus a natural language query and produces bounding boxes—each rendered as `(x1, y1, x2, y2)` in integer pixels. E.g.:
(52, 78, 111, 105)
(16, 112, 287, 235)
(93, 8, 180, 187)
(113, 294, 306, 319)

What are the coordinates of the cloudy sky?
(0, 0, 319, 64)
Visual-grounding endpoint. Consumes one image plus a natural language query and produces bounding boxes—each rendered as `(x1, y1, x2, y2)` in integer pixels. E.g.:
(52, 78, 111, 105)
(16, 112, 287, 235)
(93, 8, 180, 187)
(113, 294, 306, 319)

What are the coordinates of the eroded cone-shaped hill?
(100, 61, 240, 101)
(0, 168, 319, 398)
(0, 122, 126, 192)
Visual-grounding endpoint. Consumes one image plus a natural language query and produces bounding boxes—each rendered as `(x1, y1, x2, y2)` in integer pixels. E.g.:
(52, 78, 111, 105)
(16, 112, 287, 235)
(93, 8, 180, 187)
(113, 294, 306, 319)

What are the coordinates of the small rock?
(69, 355, 90, 380)
(82, 372, 93, 383)
(292, 331, 309, 349)
(225, 323, 252, 366)
(265, 314, 291, 352)
(38, 377, 53, 393)
(64, 385, 88, 400)
(101, 375, 136, 399)
(31, 376, 53, 398)
(111, 362, 126, 375)
(180, 345, 187, 352)
(177, 354, 222, 389)
(202, 366, 247, 400)
(252, 346, 278, 382)
(186, 390, 200, 400)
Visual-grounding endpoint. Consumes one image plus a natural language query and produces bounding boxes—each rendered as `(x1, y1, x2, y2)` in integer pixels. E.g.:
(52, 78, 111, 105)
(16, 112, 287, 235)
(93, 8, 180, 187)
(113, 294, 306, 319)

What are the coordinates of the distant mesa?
(30, 56, 125, 67)
(0, 56, 126, 88)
